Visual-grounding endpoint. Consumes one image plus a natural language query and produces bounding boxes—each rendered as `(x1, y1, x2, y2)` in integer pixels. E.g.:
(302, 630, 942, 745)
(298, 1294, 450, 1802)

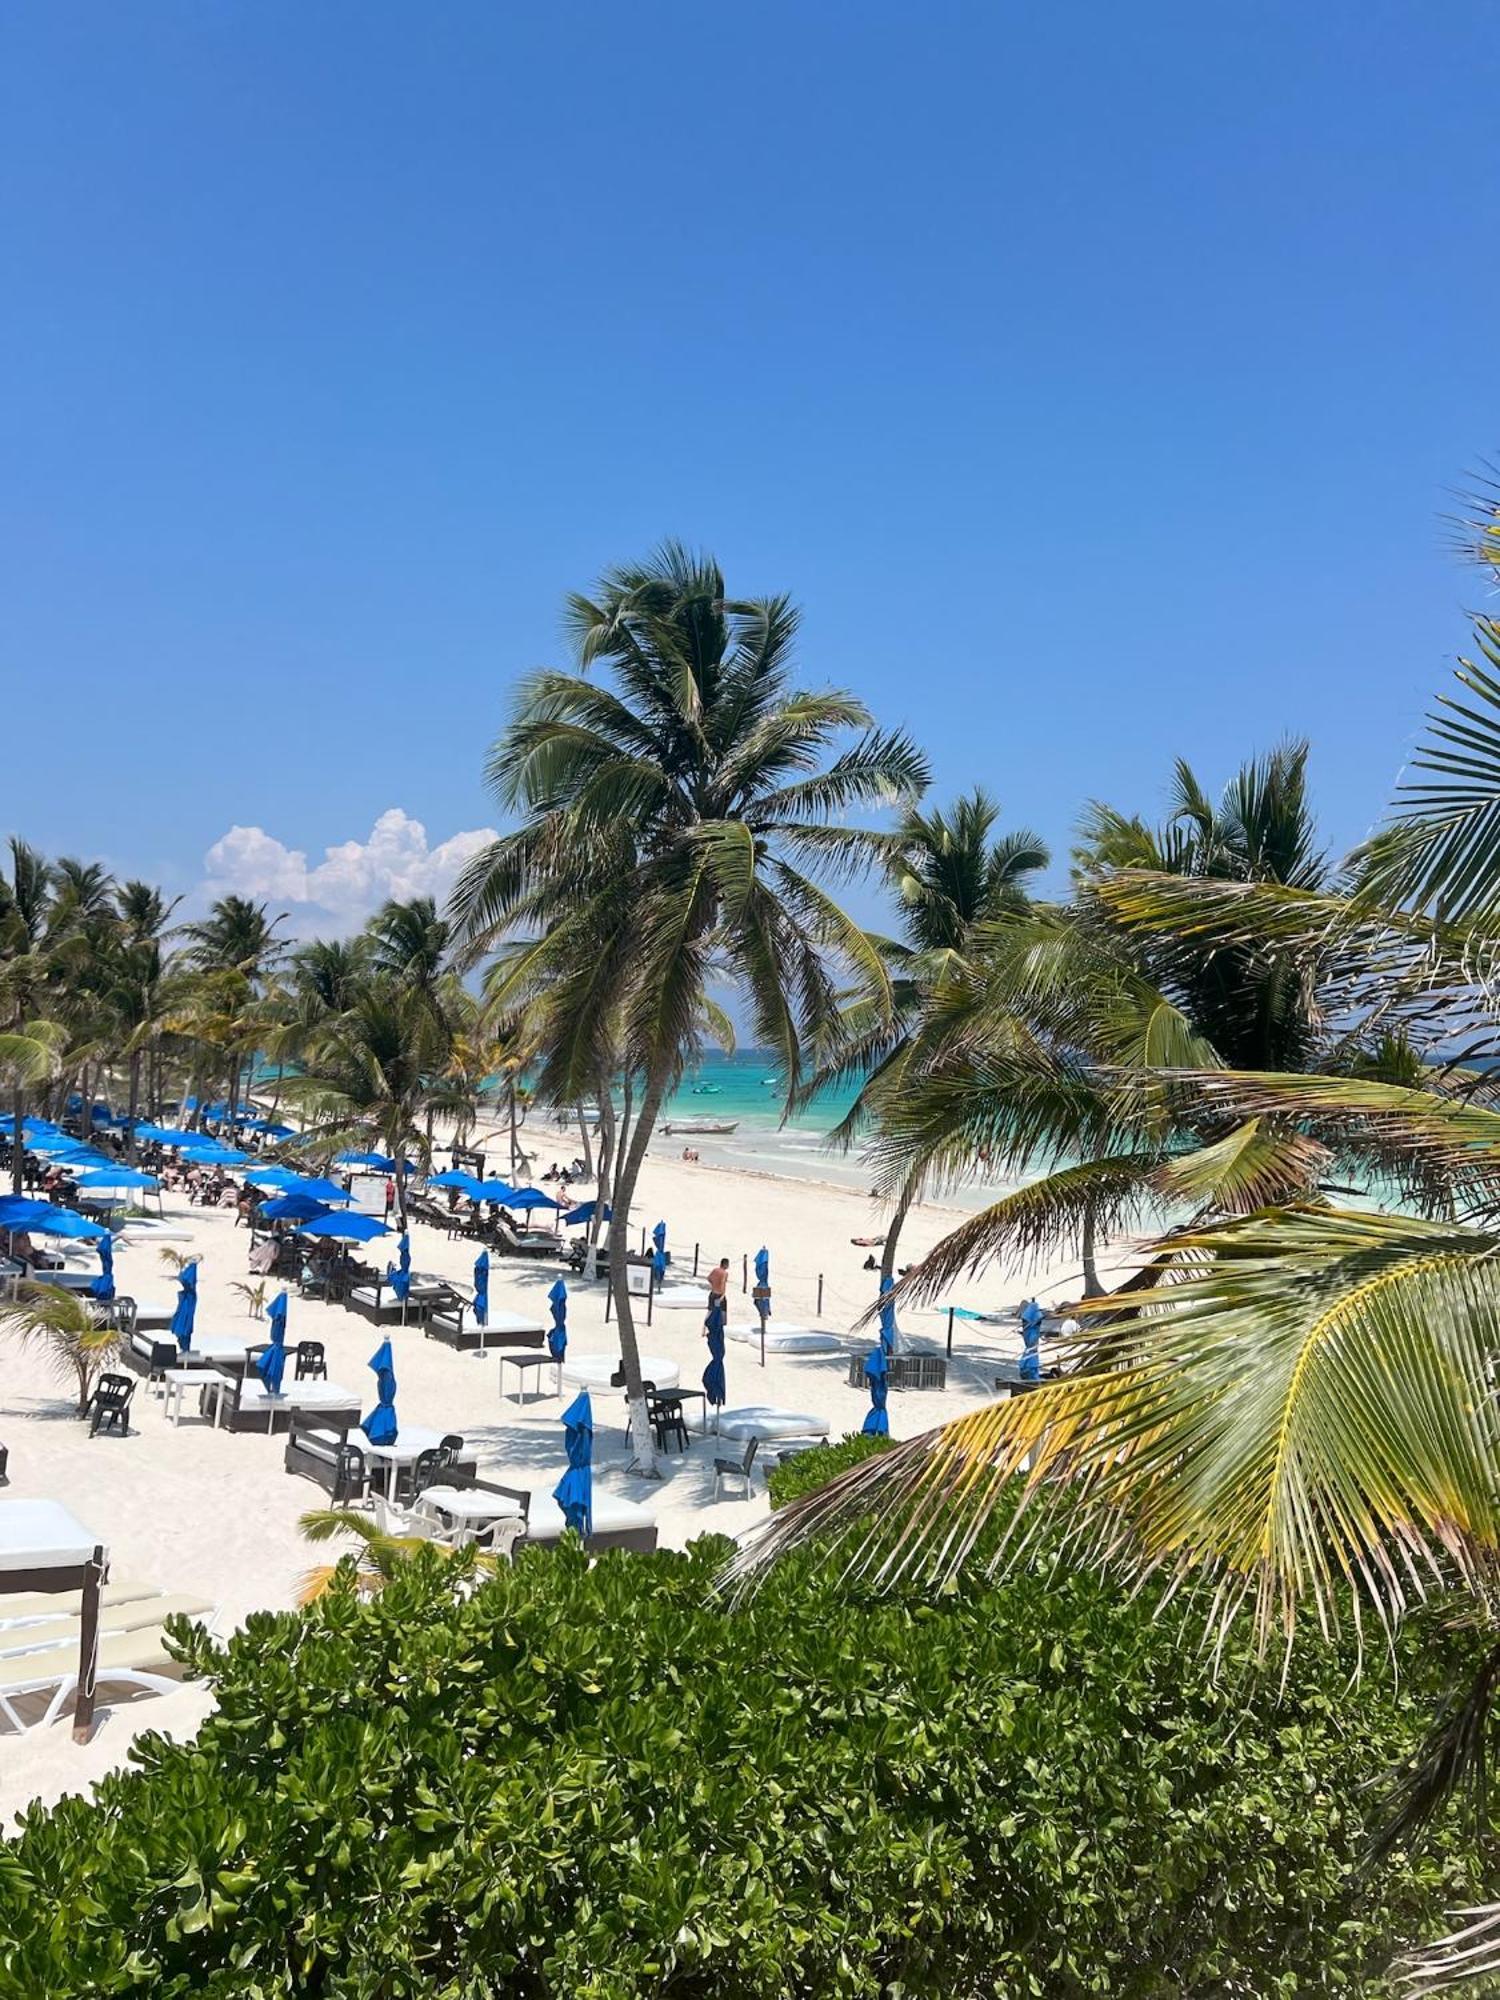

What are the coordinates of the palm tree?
(735, 615, 1500, 1985)
(1, 1284, 122, 1415)
(179, 895, 287, 1128)
(450, 543, 928, 1472)
(106, 881, 180, 1155)
(366, 897, 450, 998)
(0, 840, 58, 1191)
(297, 1508, 497, 1602)
(803, 790, 1048, 1293)
(282, 978, 450, 1224)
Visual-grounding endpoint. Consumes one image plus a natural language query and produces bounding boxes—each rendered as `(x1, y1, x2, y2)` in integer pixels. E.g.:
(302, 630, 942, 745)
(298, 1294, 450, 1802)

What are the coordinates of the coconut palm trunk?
(126, 1048, 142, 1162)
(607, 1070, 666, 1476)
(879, 1175, 919, 1295)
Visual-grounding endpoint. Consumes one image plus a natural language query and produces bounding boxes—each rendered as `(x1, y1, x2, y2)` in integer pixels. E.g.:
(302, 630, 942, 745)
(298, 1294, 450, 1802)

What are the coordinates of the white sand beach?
(0, 1125, 1116, 1821)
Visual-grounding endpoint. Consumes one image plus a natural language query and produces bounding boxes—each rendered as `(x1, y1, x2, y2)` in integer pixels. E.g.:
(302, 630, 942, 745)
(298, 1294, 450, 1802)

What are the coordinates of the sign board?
(346, 1172, 389, 1218)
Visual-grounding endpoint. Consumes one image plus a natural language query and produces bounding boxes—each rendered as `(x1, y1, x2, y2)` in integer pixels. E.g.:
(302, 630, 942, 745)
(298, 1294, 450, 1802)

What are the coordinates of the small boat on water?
(663, 1119, 740, 1136)
(691, 1084, 723, 1095)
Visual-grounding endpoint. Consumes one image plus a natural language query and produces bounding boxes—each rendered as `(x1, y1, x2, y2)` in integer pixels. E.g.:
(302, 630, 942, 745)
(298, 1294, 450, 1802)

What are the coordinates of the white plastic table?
(363, 1424, 450, 1498)
(716, 1407, 831, 1443)
(415, 1486, 527, 1546)
(558, 1352, 680, 1392)
(496, 1349, 560, 1404)
(162, 1369, 232, 1428)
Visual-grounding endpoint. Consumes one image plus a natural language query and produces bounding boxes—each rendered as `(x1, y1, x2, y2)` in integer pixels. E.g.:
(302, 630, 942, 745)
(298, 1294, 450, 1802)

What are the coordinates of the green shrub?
(0, 1524, 1493, 1997)
(767, 1430, 894, 1508)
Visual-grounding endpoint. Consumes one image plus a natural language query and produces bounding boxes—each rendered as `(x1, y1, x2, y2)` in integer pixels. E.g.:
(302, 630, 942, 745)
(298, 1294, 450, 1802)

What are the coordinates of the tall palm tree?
(179, 895, 287, 1127)
(451, 543, 928, 1471)
(0, 840, 57, 1191)
(803, 790, 1048, 1291)
(107, 880, 180, 1155)
(366, 897, 450, 998)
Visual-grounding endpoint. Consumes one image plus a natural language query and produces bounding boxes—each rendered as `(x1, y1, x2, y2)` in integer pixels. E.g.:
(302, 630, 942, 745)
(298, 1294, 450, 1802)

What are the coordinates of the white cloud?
(200, 809, 498, 931)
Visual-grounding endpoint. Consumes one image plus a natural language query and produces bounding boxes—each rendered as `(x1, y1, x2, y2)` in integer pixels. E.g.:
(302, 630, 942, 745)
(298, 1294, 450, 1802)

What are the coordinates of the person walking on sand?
(707, 1256, 731, 1320)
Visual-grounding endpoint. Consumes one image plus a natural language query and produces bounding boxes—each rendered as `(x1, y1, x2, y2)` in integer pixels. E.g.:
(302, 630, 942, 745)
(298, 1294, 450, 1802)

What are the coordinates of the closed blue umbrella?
(1018, 1309, 1043, 1385)
(89, 1233, 115, 1302)
(257, 1291, 289, 1393)
(553, 1390, 593, 1536)
(472, 1251, 490, 1328)
(547, 1276, 568, 1361)
(878, 1274, 898, 1355)
(651, 1218, 668, 1285)
(862, 1346, 890, 1436)
(702, 1298, 727, 1411)
(170, 1260, 199, 1352)
(1020, 1297, 1045, 1338)
(388, 1230, 411, 1303)
(754, 1244, 771, 1319)
(361, 1338, 399, 1445)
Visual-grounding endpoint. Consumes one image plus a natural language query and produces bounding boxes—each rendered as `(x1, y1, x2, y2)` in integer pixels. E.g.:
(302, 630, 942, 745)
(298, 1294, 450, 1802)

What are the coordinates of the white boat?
(662, 1119, 739, 1136)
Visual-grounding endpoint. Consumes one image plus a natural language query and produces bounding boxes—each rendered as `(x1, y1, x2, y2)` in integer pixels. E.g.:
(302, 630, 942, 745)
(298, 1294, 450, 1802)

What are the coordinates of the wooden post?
(946, 1305, 956, 1357)
(752, 1285, 770, 1368)
(72, 1544, 105, 1743)
(604, 1282, 613, 1324)
(646, 1282, 654, 1328)
(816, 1273, 824, 1316)
(692, 1242, 700, 1276)
(741, 1253, 748, 1294)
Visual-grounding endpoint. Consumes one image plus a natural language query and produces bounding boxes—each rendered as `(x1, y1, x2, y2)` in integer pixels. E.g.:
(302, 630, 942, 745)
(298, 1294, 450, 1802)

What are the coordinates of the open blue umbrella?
(361, 1338, 398, 1444)
(180, 1144, 249, 1166)
(563, 1199, 611, 1227)
(508, 1187, 561, 1213)
(170, 1260, 199, 1351)
(470, 1178, 519, 1204)
(74, 1167, 158, 1192)
(878, 1274, 898, 1355)
(279, 1175, 351, 1205)
(472, 1250, 489, 1328)
(89, 1233, 115, 1302)
(553, 1390, 593, 1536)
(338, 1150, 396, 1171)
(0, 1197, 108, 1240)
(259, 1192, 332, 1223)
(426, 1169, 480, 1190)
(257, 1290, 289, 1393)
(862, 1346, 890, 1435)
(297, 1213, 389, 1244)
(388, 1230, 411, 1303)
(245, 1166, 304, 1190)
(703, 1297, 727, 1410)
(547, 1276, 568, 1361)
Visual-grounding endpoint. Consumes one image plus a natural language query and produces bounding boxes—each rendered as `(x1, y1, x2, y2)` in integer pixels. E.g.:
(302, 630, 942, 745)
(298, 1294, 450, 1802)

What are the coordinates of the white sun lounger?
(0, 1578, 160, 1627)
(0, 1593, 213, 1661)
(0, 1625, 185, 1732)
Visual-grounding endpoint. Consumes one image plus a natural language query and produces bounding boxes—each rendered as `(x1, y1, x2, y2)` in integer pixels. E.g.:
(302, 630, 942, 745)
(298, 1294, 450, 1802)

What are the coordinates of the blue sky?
(3, 3, 1497, 930)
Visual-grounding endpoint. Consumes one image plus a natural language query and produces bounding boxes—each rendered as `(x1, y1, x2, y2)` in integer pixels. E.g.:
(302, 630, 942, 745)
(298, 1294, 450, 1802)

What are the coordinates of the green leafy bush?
(0, 1518, 1493, 1997)
(767, 1430, 893, 1508)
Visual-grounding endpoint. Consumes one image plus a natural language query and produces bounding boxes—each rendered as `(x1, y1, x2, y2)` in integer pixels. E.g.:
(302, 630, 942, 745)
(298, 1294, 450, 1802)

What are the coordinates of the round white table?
(558, 1352, 680, 1391)
(716, 1406, 831, 1443)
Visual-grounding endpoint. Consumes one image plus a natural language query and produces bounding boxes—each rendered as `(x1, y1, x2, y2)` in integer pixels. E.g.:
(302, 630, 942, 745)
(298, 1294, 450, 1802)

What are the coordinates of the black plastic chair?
(649, 1392, 690, 1455)
(713, 1436, 758, 1500)
(87, 1371, 136, 1438)
(333, 1440, 368, 1504)
(294, 1340, 327, 1381)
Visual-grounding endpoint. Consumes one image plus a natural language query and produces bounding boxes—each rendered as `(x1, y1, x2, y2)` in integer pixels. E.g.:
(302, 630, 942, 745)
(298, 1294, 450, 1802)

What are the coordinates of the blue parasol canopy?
(862, 1346, 890, 1435)
(553, 1391, 593, 1536)
(470, 1179, 518, 1204)
(297, 1213, 389, 1244)
(389, 1231, 411, 1303)
(361, 1338, 398, 1445)
(257, 1291, 289, 1394)
(426, 1169, 480, 1190)
(337, 1150, 396, 1171)
(508, 1187, 562, 1212)
(89, 1233, 116, 1302)
(75, 1166, 158, 1191)
(279, 1175, 351, 1205)
(563, 1199, 611, 1227)
(472, 1250, 489, 1328)
(245, 1166, 303, 1190)
(258, 1193, 332, 1222)
(170, 1260, 199, 1351)
(180, 1144, 249, 1167)
(547, 1276, 568, 1361)
(0, 1198, 109, 1241)
(702, 1298, 727, 1409)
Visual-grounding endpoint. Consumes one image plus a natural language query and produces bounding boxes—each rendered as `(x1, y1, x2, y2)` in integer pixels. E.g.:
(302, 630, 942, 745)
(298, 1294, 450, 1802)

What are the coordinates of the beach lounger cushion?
(0, 1626, 183, 1731)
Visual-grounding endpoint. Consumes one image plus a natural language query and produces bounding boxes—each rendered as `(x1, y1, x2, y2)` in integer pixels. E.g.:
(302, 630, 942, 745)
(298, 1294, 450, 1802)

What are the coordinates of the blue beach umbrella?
(652, 1218, 668, 1284)
(257, 1291, 289, 1394)
(547, 1276, 568, 1361)
(861, 1346, 890, 1436)
(470, 1179, 518, 1204)
(280, 1176, 351, 1205)
(170, 1260, 199, 1351)
(258, 1193, 332, 1223)
(361, 1338, 399, 1445)
(388, 1230, 411, 1303)
(472, 1251, 490, 1328)
(245, 1166, 304, 1191)
(553, 1391, 593, 1536)
(1018, 1309, 1043, 1385)
(878, 1274, 898, 1355)
(426, 1169, 480, 1190)
(507, 1187, 561, 1213)
(75, 1167, 158, 1192)
(0, 1198, 108, 1241)
(702, 1298, 727, 1411)
(753, 1244, 771, 1321)
(1019, 1297, 1045, 1338)
(89, 1233, 116, 1302)
(297, 1213, 388, 1244)
(338, 1150, 396, 1171)
(563, 1199, 611, 1227)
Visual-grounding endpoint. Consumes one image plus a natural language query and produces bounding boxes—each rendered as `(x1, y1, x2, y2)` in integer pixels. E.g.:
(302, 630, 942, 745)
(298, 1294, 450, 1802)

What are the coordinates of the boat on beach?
(663, 1119, 739, 1136)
